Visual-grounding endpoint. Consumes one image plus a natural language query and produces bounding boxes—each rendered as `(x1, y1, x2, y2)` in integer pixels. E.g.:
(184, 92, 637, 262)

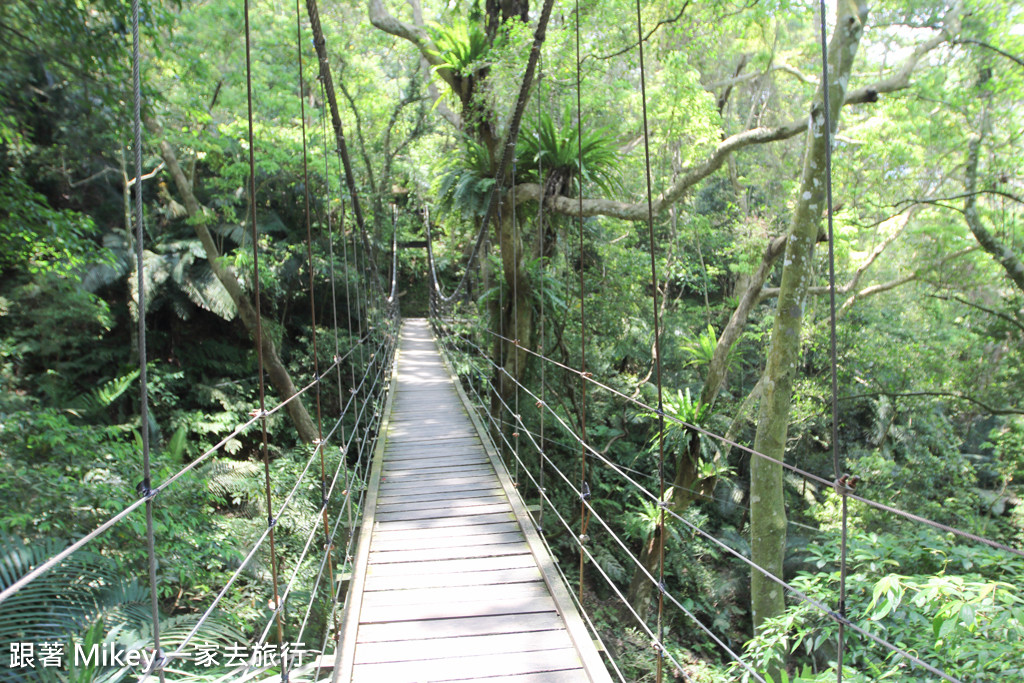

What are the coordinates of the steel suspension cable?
(130, 0, 164, 676)
(243, 0, 285, 647)
(250, 347, 393, 662)
(469, 324, 1024, 558)
(152, 343, 391, 673)
(633, 2, 667, 679)
(438, 335, 761, 681)
(536, 58, 546, 533)
(512, 160, 520, 487)
(295, 6, 337, 675)
(0, 346, 361, 609)
(573, 0, 591, 605)
(443, 333, 960, 682)
(818, 2, 849, 679)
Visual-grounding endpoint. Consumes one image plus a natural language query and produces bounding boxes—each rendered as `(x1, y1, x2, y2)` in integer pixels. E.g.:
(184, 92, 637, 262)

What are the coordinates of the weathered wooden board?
(353, 628, 573, 664)
(333, 319, 609, 683)
(350, 648, 584, 682)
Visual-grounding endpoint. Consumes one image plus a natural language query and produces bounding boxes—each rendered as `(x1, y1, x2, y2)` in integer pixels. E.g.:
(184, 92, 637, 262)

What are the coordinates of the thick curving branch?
(514, 3, 962, 222)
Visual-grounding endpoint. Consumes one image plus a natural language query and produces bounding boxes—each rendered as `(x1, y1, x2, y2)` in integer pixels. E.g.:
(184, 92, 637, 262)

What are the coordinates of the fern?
(68, 369, 140, 417)
(426, 21, 491, 76)
(0, 535, 245, 682)
(516, 109, 622, 199)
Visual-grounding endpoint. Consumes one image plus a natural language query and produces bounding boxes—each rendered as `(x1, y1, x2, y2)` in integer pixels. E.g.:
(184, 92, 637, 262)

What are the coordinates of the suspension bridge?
(1, 0, 1021, 682)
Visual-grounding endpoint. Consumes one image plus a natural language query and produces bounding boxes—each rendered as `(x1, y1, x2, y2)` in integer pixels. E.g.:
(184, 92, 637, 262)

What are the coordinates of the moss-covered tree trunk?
(749, 0, 867, 657)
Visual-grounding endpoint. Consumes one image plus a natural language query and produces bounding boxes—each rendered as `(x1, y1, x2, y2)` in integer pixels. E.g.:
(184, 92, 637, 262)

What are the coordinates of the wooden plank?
(356, 611, 564, 643)
(387, 430, 478, 442)
(358, 593, 558, 624)
(364, 553, 536, 577)
(368, 541, 529, 564)
(351, 648, 582, 682)
(370, 511, 515, 531)
(379, 472, 496, 487)
(382, 446, 485, 462)
(382, 460, 491, 473)
(376, 486, 506, 505)
(375, 493, 507, 513)
(360, 581, 549, 608)
(371, 521, 522, 543)
(353, 629, 573, 665)
(374, 502, 511, 522)
(370, 529, 524, 552)
(469, 669, 589, 683)
(438, 325, 614, 683)
(381, 456, 490, 471)
(337, 321, 610, 683)
(363, 565, 544, 592)
(383, 439, 483, 453)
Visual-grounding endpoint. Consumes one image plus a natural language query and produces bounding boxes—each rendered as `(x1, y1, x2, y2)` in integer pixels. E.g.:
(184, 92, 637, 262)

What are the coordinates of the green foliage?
(0, 534, 245, 682)
(736, 529, 1024, 681)
(679, 324, 721, 370)
(516, 109, 622, 199)
(427, 22, 492, 77)
(0, 174, 103, 277)
(435, 136, 496, 218)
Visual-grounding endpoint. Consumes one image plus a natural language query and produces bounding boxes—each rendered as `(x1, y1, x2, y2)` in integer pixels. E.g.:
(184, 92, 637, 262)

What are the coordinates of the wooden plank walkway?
(333, 319, 611, 683)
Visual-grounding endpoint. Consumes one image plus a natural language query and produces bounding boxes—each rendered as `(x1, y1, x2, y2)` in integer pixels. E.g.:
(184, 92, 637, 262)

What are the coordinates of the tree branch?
(964, 132, 1024, 294)
(838, 391, 1024, 416)
(929, 293, 1024, 334)
(514, 11, 959, 222)
(705, 62, 818, 90)
(955, 38, 1024, 69)
(584, 2, 691, 63)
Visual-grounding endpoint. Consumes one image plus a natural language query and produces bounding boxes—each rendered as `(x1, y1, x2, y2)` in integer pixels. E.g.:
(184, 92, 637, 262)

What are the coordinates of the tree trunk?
(146, 119, 318, 444)
(749, 3, 867, 672)
(964, 133, 1024, 294)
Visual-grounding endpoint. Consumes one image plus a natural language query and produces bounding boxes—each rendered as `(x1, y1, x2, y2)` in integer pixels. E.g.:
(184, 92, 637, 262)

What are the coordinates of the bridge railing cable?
(143, 331, 395, 670)
(130, 0, 164, 674)
(432, 316, 988, 683)
(432, 321, 764, 683)
(466, 324, 1024, 559)
(1, 8, 399, 679)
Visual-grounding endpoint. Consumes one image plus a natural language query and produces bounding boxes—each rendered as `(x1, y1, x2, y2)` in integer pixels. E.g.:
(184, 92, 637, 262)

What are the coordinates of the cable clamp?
(658, 580, 668, 595)
(579, 533, 590, 543)
(834, 473, 860, 495)
(512, 432, 519, 438)
(513, 338, 520, 346)
(136, 479, 157, 500)
(581, 482, 591, 500)
(268, 516, 277, 529)
(657, 500, 669, 510)
(655, 408, 665, 418)
(535, 400, 545, 408)
(150, 652, 168, 672)
(249, 408, 268, 418)
(333, 355, 341, 364)
(582, 371, 593, 378)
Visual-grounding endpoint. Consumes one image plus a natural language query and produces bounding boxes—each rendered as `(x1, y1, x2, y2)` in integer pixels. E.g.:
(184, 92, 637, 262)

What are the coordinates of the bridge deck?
(334, 319, 610, 682)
